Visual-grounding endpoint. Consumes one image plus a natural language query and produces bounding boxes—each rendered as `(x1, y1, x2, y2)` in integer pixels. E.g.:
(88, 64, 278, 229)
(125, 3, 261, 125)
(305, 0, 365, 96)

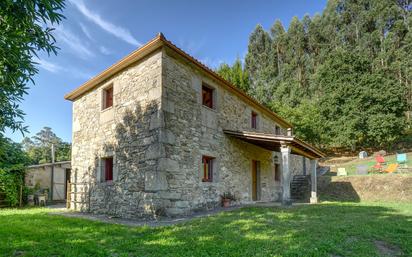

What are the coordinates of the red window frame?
(202, 156, 214, 182)
(103, 86, 113, 109)
(202, 85, 214, 109)
(104, 157, 113, 181)
(251, 111, 258, 129)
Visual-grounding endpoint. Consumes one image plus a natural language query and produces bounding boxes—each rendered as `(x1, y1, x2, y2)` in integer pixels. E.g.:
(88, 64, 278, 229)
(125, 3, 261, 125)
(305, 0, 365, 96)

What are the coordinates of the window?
(202, 84, 214, 109)
(202, 156, 214, 182)
(275, 125, 281, 135)
(102, 157, 113, 182)
(251, 111, 258, 129)
(274, 164, 281, 182)
(103, 86, 113, 110)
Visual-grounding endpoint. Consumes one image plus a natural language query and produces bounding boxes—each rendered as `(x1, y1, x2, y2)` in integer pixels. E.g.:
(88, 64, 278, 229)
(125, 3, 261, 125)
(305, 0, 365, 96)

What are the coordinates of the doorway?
(64, 169, 71, 200)
(252, 160, 261, 201)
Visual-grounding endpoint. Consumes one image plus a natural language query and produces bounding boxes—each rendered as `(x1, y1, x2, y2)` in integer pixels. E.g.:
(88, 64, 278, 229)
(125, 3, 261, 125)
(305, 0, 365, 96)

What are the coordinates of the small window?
(202, 84, 214, 109)
(202, 156, 214, 182)
(103, 86, 113, 110)
(275, 126, 281, 135)
(274, 164, 281, 182)
(251, 111, 258, 129)
(102, 157, 113, 182)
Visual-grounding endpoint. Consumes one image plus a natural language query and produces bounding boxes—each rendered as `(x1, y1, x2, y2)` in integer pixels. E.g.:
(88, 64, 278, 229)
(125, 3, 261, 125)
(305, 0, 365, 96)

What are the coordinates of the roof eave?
(64, 35, 164, 101)
(64, 33, 292, 128)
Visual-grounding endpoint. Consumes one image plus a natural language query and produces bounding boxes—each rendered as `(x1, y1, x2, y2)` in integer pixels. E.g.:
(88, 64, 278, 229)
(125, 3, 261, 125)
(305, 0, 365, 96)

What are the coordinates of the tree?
(270, 20, 286, 78)
(242, 0, 411, 151)
(216, 58, 250, 92)
(314, 49, 406, 149)
(22, 127, 71, 164)
(0, 0, 65, 134)
(245, 25, 274, 104)
(0, 135, 30, 207)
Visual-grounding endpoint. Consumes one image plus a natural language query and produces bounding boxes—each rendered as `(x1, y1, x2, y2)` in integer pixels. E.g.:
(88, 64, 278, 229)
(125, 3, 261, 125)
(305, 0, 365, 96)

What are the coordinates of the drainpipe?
(50, 144, 55, 202)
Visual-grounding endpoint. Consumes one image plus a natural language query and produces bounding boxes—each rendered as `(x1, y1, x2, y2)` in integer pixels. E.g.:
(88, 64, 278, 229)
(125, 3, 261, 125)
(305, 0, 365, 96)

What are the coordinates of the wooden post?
(50, 144, 55, 202)
(66, 182, 71, 209)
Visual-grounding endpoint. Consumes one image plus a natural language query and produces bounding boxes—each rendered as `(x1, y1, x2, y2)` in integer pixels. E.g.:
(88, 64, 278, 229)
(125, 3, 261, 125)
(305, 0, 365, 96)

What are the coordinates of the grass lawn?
(331, 152, 412, 175)
(0, 202, 411, 256)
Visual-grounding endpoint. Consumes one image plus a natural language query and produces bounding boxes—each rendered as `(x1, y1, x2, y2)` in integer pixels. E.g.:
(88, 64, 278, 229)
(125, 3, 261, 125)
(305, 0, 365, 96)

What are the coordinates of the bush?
(0, 169, 23, 207)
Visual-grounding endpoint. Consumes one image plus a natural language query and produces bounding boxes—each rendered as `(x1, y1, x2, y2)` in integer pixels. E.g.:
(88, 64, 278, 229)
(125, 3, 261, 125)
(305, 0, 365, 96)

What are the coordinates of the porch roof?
(223, 130, 326, 159)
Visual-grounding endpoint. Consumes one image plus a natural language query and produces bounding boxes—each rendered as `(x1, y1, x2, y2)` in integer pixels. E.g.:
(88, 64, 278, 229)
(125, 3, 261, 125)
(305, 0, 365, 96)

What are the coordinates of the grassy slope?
(327, 152, 412, 175)
(0, 203, 411, 257)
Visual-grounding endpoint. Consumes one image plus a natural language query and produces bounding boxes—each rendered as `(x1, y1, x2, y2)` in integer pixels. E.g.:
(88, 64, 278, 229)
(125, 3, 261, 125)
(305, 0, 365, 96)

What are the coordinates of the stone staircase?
(291, 175, 310, 201)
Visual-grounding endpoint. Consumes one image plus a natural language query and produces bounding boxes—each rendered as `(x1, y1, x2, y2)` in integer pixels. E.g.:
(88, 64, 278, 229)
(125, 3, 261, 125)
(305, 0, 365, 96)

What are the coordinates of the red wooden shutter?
(251, 112, 257, 129)
(105, 157, 113, 181)
(202, 86, 213, 108)
(105, 87, 113, 108)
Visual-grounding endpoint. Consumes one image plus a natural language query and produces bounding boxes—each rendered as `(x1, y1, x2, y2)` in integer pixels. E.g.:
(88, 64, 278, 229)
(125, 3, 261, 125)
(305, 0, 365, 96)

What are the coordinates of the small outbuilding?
(25, 161, 71, 201)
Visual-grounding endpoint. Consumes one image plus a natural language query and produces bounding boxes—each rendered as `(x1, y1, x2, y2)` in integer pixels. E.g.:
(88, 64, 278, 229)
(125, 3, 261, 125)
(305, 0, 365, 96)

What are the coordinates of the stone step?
(291, 175, 310, 200)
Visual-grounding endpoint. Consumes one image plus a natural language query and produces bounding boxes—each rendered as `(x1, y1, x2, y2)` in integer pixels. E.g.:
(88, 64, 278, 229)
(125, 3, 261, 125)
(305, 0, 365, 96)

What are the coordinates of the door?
(252, 160, 260, 201)
(64, 169, 71, 200)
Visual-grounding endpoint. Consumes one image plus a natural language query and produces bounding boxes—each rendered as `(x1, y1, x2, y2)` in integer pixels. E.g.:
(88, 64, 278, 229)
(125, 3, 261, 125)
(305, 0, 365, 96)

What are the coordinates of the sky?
(5, 0, 328, 143)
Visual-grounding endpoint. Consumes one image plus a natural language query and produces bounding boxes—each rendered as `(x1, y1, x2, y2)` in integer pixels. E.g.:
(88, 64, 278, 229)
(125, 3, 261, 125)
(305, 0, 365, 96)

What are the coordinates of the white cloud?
(79, 22, 93, 40)
(34, 57, 64, 73)
(69, 0, 141, 46)
(99, 46, 111, 55)
(34, 57, 93, 80)
(199, 57, 225, 69)
(54, 24, 95, 59)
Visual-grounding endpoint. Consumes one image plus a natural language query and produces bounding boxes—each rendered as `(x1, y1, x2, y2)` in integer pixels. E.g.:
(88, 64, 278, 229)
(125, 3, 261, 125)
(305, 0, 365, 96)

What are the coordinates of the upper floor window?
(202, 155, 214, 182)
(103, 85, 113, 110)
(202, 84, 214, 109)
(275, 125, 281, 135)
(101, 156, 113, 182)
(251, 111, 258, 129)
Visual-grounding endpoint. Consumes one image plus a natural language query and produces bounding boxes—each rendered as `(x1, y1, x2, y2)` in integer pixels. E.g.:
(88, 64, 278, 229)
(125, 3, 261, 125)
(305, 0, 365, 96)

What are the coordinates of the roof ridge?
(64, 33, 293, 128)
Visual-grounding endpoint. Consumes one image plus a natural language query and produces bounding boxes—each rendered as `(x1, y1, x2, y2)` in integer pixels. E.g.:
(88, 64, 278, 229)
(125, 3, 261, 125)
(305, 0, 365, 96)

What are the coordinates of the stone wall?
(160, 49, 308, 216)
(70, 50, 165, 218)
(70, 47, 309, 218)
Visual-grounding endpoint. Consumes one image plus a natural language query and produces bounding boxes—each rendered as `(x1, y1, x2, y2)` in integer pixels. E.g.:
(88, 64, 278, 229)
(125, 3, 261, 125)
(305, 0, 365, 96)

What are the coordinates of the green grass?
(335, 152, 412, 175)
(1, 202, 411, 256)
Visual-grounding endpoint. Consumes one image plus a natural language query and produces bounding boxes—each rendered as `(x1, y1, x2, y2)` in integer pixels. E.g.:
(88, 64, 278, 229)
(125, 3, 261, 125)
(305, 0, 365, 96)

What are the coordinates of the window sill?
(201, 105, 217, 113)
(101, 106, 113, 113)
(100, 180, 114, 186)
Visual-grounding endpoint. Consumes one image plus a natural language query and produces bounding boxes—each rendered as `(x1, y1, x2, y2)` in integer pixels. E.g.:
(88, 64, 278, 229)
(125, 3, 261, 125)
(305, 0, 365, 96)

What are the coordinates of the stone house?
(64, 33, 325, 218)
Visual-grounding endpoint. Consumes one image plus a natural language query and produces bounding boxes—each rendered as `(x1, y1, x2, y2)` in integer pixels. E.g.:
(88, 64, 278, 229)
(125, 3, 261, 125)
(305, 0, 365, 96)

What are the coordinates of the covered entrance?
(224, 129, 325, 205)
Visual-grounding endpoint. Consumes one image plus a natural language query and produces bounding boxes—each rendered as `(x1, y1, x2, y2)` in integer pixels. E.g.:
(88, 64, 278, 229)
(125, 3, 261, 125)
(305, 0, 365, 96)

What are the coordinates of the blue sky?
(6, 0, 327, 143)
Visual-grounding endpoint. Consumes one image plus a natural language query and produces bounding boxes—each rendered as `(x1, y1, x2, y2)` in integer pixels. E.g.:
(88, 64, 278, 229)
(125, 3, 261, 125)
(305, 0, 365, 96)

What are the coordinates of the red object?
(104, 86, 113, 109)
(376, 156, 385, 164)
(202, 85, 214, 109)
(251, 111, 257, 129)
(373, 163, 382, 170)
(105, 157, 113, 181)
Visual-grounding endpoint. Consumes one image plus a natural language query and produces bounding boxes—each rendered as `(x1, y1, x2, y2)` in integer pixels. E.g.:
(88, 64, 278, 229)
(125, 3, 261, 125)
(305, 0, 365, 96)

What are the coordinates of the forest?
(217, 0, 412, 151)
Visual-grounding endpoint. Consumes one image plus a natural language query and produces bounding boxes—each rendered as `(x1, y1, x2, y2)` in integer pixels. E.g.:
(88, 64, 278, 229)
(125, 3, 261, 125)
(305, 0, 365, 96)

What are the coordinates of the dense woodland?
(217, 0, 412, 151)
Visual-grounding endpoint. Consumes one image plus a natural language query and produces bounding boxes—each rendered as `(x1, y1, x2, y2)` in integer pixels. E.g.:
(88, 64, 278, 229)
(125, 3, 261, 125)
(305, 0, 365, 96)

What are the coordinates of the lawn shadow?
(318, 175, 361, 202)
(2, 203, 411, 256)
